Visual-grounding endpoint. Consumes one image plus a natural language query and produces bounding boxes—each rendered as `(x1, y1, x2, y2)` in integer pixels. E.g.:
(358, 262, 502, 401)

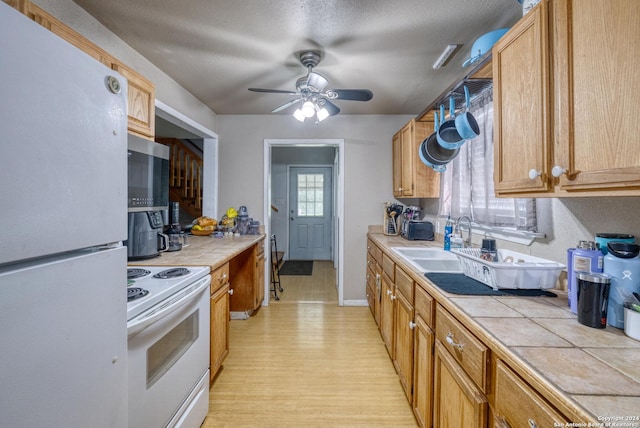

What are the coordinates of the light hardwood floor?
(272, 260, 338, 304)
(203, 261, 418, 427)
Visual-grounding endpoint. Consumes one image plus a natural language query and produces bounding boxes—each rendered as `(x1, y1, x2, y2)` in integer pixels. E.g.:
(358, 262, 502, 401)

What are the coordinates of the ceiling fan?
(248, 50, 373, 122)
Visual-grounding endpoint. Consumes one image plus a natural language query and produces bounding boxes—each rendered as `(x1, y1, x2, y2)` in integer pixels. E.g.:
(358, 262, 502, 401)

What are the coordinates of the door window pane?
(297, 174, 324, 216)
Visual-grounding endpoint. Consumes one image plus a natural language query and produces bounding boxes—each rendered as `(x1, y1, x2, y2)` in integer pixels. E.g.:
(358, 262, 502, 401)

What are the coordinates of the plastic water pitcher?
(604, 243, 640, 328)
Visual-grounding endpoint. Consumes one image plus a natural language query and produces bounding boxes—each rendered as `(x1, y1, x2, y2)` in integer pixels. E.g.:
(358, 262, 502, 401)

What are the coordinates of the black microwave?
(127, 135, 169, 211)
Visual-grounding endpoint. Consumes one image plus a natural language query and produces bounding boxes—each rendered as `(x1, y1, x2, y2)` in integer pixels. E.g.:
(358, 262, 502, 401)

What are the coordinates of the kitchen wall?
(34, 0, 217, 132)
(216, 114, 413, 302)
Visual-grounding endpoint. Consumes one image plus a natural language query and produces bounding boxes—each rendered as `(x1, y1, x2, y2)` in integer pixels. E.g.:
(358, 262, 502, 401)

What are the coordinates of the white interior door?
(288, 166, 333, 260)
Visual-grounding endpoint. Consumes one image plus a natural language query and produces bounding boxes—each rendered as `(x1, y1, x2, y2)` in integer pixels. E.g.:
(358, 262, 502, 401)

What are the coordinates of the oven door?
(127, 275, 210, 428)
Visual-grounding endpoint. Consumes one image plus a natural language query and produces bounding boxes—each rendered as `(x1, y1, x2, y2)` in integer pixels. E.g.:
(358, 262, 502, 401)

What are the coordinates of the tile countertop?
(128, 233, 265, 270)
(368, 231, 640, 425)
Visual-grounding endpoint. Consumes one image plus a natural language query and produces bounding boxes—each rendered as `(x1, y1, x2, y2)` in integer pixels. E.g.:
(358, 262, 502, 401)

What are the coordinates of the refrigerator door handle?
(127, 275, 211, 337)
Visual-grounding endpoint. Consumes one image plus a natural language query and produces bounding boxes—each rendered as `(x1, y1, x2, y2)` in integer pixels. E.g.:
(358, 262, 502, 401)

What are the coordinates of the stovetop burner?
(154, 267, 191, 279)
(127, 268, 151, 280)
(127, 287, 149, 302)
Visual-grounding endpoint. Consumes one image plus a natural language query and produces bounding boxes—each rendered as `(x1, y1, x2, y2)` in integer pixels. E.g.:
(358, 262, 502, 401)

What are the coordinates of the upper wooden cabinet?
(493, 0, 640, 196)
(112, 63, 156, 139)
(9, 0, 156, 139)
(392, 119, 440, 198)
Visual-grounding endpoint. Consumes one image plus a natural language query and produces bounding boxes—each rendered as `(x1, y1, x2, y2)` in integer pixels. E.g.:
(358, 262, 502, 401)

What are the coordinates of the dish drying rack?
(451, 248, 565, 290)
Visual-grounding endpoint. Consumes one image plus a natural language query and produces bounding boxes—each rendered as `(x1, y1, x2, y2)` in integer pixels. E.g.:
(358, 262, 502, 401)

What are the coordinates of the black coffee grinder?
(167, 202, 182, 251)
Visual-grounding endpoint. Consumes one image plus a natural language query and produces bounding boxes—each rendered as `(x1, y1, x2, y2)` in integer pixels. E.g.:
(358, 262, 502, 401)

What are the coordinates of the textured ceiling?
(73, 0, 522, 116)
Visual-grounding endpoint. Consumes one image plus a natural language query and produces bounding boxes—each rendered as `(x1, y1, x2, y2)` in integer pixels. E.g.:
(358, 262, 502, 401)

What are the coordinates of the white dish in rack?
(451, 248, 566, 290)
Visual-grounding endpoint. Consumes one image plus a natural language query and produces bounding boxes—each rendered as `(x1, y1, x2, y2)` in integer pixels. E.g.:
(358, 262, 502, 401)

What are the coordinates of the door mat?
(424, 273, 557, 297)
(279, 260, 313, 276)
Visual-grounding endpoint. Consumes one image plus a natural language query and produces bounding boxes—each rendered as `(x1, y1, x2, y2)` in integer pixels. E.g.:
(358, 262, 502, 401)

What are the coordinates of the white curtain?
(438, 91, 537, 231)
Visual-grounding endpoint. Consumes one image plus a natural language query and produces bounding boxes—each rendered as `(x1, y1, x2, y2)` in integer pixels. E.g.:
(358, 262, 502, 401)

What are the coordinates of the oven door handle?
(127, 275, 211, 337)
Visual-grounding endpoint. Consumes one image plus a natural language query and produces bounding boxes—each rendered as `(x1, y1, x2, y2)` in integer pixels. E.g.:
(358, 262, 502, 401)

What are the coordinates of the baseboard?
(342, 299, 368, 307)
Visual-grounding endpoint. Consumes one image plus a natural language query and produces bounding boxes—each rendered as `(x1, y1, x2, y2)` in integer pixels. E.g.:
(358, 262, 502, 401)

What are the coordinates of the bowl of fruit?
(190, 216, 217, 236)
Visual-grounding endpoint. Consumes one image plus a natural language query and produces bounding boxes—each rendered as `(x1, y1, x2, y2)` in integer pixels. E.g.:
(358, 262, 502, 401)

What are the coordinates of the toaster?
(403, 220, 435, 241)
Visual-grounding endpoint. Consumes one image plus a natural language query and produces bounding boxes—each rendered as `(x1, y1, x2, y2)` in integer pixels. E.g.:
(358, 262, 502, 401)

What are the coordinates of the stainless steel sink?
(391, 247, 462, 273)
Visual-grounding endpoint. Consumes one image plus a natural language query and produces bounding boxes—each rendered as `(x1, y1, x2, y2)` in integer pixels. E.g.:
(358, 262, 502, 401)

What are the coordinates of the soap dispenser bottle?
(443, 216, 453, 251)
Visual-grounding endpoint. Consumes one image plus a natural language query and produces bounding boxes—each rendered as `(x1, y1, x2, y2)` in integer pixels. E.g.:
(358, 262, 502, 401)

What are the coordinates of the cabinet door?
(413, 315, 434, 428)
(400, 122, 416, 197)
(493, 0, 552, 195)
(111, 63, 155, 139)
(380, 273, 395, 358)
(392, 131, 403, 197)
(255, 250, 265, 308)
(554, 0, 640, 191)
(494, 360, 569, 427)
(433, 341, 487, 428)
(210, 283, 230, 381)
(393, 291, 414, 402)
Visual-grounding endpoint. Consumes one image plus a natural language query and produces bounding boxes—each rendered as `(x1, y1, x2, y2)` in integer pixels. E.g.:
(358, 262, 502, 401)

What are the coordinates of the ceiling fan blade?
(318, 99, 340, 116)
(271, 98, 302, 113)
(248, 88, 299, 95)
(326, 89, 373, 101)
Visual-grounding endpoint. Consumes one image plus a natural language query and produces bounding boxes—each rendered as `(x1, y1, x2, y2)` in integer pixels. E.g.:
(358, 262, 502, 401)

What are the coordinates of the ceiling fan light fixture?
(301, 101, 316, 118)
(316, 107, 330, 122)
(293, 109, 306, 122)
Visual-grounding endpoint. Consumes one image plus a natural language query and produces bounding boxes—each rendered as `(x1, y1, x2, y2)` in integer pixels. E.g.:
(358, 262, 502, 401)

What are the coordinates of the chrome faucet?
(455, 216, 472, 248)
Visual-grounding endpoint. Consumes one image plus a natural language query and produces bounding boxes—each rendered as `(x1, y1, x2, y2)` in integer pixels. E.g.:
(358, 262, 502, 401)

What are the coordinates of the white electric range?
(126, 265, 211, 428)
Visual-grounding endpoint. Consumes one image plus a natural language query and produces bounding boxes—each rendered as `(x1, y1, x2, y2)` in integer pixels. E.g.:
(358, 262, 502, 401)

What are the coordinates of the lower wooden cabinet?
(394, 289, 414, 402)
(380, 273, 395, 358)
(229, 241, 265, 313)
(412, 314, 434, 428)
(493, 360, 569, 427)
(255, 242, 265, 307)
(210, 281, 230, 381)
(210, 262, 230, 381)
(433, 340, 488, 428)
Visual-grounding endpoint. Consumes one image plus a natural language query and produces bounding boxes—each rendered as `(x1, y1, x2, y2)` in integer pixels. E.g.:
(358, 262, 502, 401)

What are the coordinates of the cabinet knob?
(409, 321, 416, 330)
(390, 294, 397, 301)
(528, 169, 542, 180)
(387, 289, 392, 296)
(445, 332, 464, 350)
(228, 289, 234, 295)
(528, 419, 537, 428)
(551, 165, 567, 178)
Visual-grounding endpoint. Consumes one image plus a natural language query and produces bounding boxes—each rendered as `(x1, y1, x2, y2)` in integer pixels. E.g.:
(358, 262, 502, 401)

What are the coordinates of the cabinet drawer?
(494, 360, 568, 427)
(382, 253, 395, 282)
(211, 262, 229, 294)
(367, 253, 377, 271)
(414, 284, 434, 328)
(395, 265, 413, 301)
(368, 239, 382, 263)
(435, 304, 489, 392)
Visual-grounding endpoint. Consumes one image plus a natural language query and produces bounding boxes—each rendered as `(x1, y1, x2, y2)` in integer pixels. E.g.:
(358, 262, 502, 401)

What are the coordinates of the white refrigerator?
(0, 4, 129, 427)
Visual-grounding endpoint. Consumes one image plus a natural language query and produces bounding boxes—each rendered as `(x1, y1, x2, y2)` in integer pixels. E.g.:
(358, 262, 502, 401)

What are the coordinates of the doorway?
(264, 139, 344, 306)
(288, 166, 333, 260)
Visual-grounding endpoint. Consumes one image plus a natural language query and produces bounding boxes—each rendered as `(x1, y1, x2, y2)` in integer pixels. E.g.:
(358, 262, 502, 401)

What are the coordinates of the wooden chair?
(270, 234, 284, 300)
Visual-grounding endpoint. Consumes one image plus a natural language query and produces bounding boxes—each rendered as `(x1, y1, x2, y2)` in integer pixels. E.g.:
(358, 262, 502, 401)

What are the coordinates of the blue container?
(595, 233, 634, 255)
(604, 243, 640, 328)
